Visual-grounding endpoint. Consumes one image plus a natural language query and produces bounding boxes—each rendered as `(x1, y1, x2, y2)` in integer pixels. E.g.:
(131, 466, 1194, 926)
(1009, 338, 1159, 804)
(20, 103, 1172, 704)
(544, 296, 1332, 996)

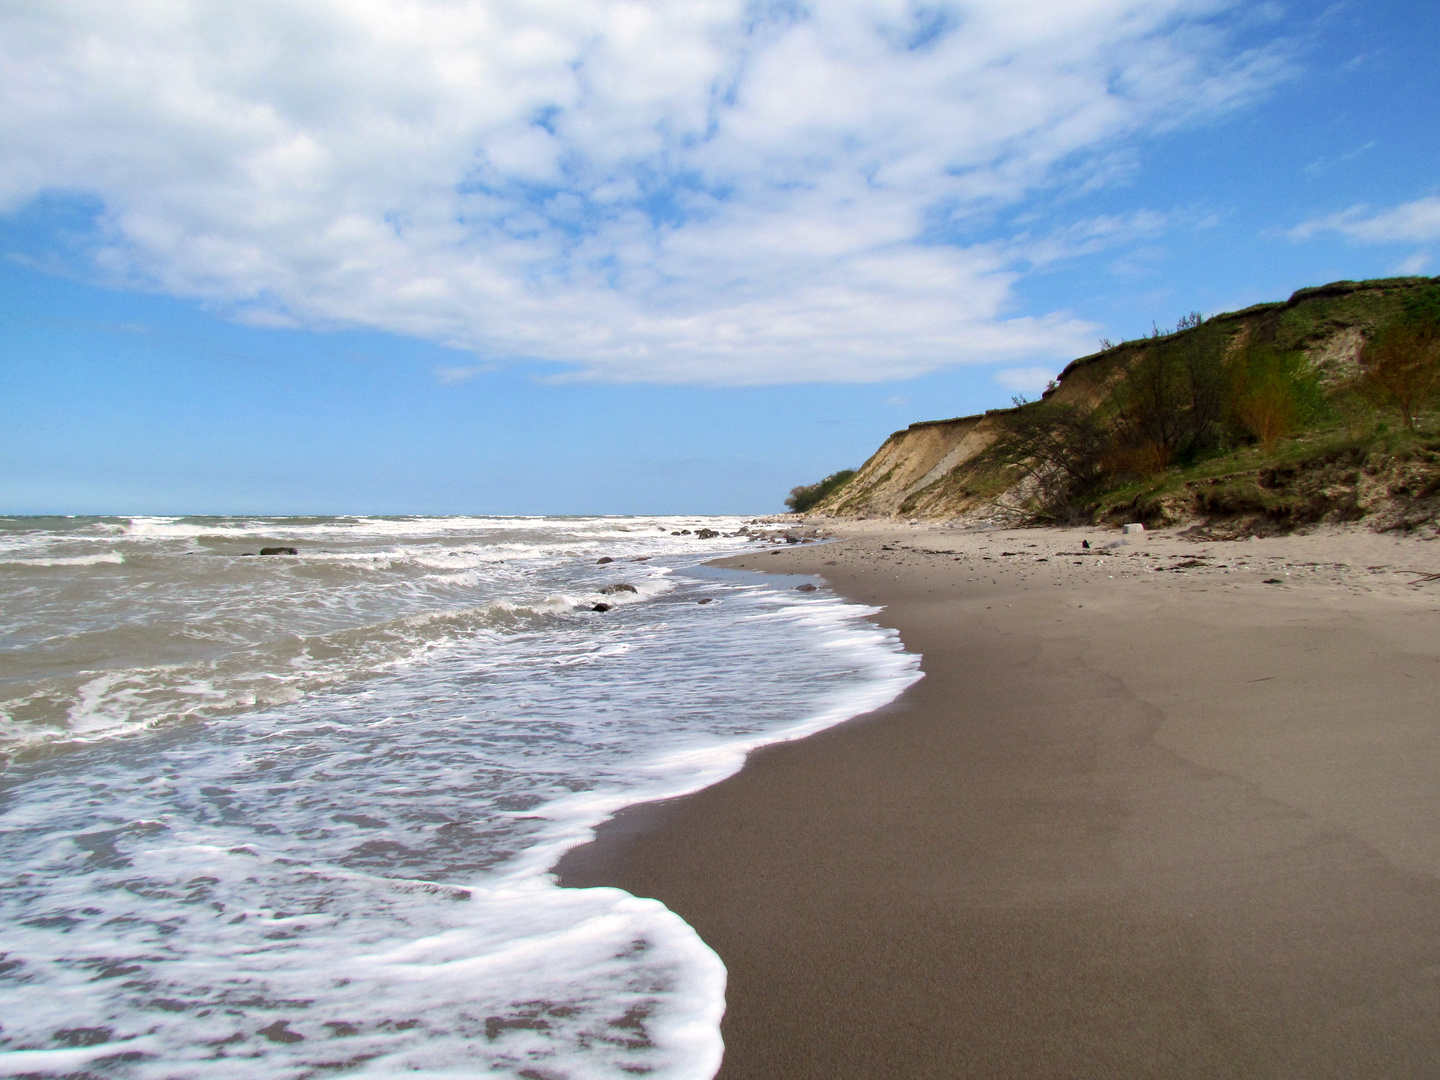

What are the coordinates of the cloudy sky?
(4, 0, 1438, 513)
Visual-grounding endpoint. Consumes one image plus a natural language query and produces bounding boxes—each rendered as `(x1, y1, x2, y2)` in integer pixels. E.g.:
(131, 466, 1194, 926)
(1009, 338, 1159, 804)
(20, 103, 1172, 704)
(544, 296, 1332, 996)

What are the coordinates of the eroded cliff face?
(811, 277, 1434, 522)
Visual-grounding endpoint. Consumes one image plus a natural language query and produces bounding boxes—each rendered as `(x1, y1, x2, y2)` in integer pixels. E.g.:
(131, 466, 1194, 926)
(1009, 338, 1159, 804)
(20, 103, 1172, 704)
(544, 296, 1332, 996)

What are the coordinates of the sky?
(3, 0, 1438, 515)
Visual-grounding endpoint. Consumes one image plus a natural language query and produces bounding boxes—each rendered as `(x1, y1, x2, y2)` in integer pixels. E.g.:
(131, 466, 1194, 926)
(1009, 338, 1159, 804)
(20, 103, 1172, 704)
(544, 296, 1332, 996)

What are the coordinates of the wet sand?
(557, 524, 1440, 1078)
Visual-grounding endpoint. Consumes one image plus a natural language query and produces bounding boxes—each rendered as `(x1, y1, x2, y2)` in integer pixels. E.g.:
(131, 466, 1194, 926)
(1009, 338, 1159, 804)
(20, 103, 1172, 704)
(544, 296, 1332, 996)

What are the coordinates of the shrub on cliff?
(992, 403, 1112, 522)
(1354, 287, 1440, 431)
(786, 469, 856, 512)
(1227, 343, 1327, 456)
(1104, 321, 1229, 472)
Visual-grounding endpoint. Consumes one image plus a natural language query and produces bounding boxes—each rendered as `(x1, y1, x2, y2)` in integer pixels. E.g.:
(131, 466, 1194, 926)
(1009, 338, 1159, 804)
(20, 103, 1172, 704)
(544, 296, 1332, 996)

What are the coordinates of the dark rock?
(795, 583, 818, 592)
(596, 556, 614, 564)
(681, 529, 692, 535)
(696, 528, 720, 539)
(697, 598, 715, 604)
(258, 1021, 303, 1044)
(600, 583, 638, 595)
(592, 603, 612, 612)
(259, 547, 298, 556)
(240, 553, 257, 557)
(1082, 539, 1091, 549)
(52, 1028, 112, 1048)
(1263, 578, 1284, 584)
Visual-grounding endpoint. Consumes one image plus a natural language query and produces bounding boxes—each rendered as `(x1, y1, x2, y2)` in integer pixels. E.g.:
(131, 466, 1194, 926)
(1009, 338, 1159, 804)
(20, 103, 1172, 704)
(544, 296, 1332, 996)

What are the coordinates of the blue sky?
(3, 0, 1438, 515)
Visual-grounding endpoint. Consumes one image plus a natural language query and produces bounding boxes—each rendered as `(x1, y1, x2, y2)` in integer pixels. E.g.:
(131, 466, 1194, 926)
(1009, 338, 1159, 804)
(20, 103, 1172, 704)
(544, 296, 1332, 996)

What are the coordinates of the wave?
(0, 568, 918, 1079)
(0, 551, 124, 568)
(0, 591, 633, 756)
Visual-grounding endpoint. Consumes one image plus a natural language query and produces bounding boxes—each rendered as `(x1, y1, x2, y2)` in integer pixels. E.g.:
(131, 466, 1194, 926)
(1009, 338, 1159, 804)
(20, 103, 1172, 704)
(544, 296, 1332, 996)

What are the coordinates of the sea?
(0, 515, 919, 1079)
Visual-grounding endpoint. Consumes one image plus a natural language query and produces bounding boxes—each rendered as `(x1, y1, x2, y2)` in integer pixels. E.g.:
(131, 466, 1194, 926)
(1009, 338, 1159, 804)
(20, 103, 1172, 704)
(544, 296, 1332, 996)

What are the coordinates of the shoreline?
(557, 522, 1440, 1078)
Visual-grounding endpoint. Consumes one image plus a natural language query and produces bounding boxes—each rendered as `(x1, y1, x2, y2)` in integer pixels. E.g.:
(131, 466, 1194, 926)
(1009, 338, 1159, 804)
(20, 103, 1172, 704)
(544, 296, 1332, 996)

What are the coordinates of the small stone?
(592, 603, 612, 612)
(795, 583, 818, 592)
(600, 583, 638, 594)
(596, 556, 614, 564)
(259, 546, 298, 556)
(697, 598, 714, 604)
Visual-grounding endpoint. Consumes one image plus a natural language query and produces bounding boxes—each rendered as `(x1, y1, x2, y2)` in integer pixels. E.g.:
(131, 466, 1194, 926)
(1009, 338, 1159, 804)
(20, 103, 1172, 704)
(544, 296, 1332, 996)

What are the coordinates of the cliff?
(814, 276, 1440, 532)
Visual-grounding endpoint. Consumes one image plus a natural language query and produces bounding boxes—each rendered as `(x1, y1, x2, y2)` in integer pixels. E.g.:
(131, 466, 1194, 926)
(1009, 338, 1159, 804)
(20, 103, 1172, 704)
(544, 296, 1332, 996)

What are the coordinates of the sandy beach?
(557, 523, 1440, 1078)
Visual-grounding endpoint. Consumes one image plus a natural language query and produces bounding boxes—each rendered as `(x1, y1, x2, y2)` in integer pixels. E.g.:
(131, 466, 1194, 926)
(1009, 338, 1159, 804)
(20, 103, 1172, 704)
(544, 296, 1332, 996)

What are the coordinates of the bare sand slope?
(558, 525, 1440, 1079)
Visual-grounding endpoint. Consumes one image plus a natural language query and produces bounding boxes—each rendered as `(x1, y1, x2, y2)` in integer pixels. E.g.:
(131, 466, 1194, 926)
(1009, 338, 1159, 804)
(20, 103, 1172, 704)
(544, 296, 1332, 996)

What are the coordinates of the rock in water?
(596, 556, 614, 564)
(591, 603, 612, 612)
(795, 583, 818, 592)
(696, 528, 719, 539)
(697, 598, 715, 604)
(600, 583, 638, 595)
(259, 546, 298, 556)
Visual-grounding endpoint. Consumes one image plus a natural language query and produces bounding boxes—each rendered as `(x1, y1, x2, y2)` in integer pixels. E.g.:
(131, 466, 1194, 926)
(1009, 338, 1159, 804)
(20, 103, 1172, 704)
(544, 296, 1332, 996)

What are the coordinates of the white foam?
(0, 551, 124, 567)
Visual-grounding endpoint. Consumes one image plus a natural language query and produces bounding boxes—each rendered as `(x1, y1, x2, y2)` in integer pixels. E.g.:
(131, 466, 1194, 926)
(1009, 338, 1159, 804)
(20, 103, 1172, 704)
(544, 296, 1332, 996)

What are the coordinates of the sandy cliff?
(815, 277, 1438, 525)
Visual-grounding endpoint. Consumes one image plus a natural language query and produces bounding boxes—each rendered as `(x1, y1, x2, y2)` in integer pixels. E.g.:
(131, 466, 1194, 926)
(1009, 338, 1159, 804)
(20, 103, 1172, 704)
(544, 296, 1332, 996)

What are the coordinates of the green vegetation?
(994, 279, 1440, 527)
(786, 469, 856, 512)
(1353, 288, 1440, 430)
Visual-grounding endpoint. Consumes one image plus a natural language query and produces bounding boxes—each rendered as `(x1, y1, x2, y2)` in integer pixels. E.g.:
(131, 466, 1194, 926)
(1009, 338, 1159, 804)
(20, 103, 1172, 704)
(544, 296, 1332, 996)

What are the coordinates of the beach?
(557, 523, 1440, 1078)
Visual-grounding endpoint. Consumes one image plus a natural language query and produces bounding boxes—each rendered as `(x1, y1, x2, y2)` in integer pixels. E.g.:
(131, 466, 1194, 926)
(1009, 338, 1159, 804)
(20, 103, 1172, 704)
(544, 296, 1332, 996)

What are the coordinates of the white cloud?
(1291, 196, 1440, 245)
(434, 363, 497, 384)
(994, 365, 1057, 393)
(0, 0, 1284, 384)
(1394, 252, 1431, 276)
(1010, 209, 1173, 268)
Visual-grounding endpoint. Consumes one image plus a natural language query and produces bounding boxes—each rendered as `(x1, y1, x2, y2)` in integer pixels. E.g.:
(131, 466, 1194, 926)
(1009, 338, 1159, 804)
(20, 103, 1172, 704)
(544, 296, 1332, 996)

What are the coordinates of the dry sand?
(557, 523, 1440, 1078)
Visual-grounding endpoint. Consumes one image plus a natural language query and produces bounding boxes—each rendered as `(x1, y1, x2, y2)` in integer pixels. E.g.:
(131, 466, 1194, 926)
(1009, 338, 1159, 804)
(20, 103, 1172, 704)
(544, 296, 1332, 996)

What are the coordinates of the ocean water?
(0, 516, 919, 1079)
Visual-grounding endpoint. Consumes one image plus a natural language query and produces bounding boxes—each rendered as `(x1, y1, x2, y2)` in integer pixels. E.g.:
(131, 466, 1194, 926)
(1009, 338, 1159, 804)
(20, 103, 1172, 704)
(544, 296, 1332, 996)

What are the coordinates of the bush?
(1105, 323, 1229, 469)
(992, 402, 1112, 522)
(1355, 288, 1440, 431)
(1227, 344, 1325, 456)
(786, 469, 856, 512)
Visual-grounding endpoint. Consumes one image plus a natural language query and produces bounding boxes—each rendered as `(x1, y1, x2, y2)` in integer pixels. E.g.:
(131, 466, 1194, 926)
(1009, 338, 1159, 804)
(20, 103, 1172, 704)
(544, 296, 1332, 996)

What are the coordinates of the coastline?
(557, 522, 1440, 1078)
